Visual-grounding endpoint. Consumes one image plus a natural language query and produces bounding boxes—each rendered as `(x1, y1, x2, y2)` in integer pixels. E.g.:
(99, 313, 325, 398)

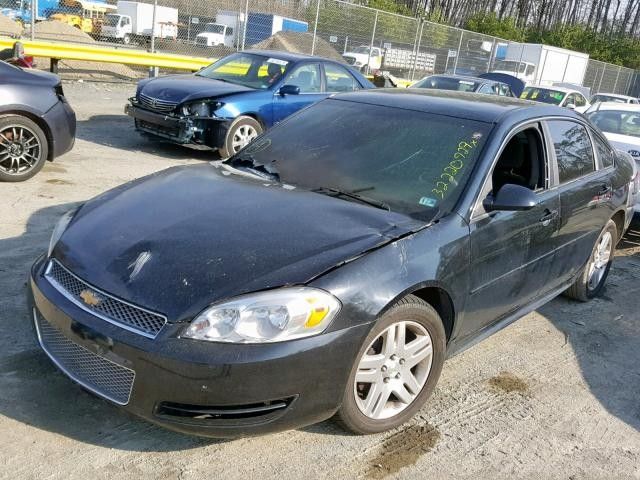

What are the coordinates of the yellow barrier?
(0, 36, 213, 71)
(0, 36, 416, 86)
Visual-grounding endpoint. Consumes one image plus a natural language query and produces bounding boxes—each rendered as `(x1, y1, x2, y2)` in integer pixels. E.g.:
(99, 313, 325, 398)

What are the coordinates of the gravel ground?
(1, 82, 639, 480)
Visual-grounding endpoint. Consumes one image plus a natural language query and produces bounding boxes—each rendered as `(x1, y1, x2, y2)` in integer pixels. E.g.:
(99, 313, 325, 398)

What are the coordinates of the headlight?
(47, 209, 77, 257)
(181, 101, 223, 117)
(182, 287, 341, 343)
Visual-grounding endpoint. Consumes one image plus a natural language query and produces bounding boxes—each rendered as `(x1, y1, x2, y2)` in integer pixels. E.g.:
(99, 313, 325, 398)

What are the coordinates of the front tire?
(122, 34, 131, 45)
(336, 295, 446, 435)
(0, 114, 48, 182)
(564, 219, 617, 301)
(218, 115, 263, 159)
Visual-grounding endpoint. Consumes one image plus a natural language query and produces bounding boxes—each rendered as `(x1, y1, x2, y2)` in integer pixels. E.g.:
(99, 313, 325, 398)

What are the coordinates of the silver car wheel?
(0, 125, 42, 176)
(231, 125, 258, 153)
(354, 320, 433, 420)
(587, 231, 613, 290)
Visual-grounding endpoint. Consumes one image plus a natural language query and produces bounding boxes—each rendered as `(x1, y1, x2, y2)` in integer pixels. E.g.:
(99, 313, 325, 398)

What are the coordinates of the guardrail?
(0, 37, 213, 73)
(0, 36, 415, 87)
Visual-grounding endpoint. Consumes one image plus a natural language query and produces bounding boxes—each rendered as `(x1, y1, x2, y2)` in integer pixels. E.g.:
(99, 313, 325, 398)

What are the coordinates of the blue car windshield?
(227, 99, 493, 221)
(197, 53, 290, 89)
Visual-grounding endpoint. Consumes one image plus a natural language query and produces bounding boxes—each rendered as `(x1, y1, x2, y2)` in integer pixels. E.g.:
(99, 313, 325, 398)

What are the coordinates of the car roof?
(242, 49, 337, 63)
(588, 102, 640, 112)
(426, 74, 510, 86)
(592, 93, 634, 100)
(427, 74, 483, 82)
(333, 88, 578, 123)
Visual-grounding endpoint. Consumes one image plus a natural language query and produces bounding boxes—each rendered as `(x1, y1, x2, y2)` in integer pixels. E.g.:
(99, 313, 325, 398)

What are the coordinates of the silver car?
(586, 102, 640, 214)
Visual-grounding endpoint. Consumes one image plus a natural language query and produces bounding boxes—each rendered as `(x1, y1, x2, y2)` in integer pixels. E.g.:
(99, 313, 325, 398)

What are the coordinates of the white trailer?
(101, 1, 178, 44)
(492, 43, 589, 86)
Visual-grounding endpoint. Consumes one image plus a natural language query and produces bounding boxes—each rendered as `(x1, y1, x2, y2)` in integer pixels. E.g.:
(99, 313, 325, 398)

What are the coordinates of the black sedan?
(0, 61, 76, 182)
(29, 90, 633, 437)
(411, 74, 519, 97)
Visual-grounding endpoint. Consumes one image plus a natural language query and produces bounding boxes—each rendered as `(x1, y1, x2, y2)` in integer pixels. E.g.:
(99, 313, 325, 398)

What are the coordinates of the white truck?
(492, 43, 589, 86)
(101, 1, 178, 45)
(342, 46, 383, 73)
(195, 11, 244, 47)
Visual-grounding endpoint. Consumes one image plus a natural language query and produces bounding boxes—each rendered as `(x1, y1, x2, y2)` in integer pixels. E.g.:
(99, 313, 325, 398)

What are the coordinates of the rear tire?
(564, 219, 617, 301)
(336, 295, 446, 435)
(0, 114, 48, 182)
(218, 115, 263, 159)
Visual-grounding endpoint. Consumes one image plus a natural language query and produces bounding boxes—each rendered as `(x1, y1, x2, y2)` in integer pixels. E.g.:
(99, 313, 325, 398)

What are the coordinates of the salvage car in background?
(0, 61, 76, 182)
(125, 50, 374, 157)
(32, 90, 632, 438)
(520, 85, 591, 112)
(590, 93, 639, 105)
(411, 74, 518, 97)
(587, 102, 640, 212)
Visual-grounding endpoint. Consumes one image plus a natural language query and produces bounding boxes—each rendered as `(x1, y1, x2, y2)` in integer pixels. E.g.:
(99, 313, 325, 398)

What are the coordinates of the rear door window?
(592, 133, 615, 168)
(547, 120, 596, 183)
(324, 63, 360, 92)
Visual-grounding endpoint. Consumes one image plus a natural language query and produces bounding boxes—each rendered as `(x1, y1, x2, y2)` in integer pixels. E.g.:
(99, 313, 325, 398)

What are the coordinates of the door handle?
(597, 184, 612, 196)
(539, 209, 558, 226)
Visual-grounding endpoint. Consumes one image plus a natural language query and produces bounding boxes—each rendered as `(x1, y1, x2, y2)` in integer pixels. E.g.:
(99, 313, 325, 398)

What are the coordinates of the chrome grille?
(138, 93, 178, 113)
(45, 259, 167, 338)
(196, 37, 208, 46)
(35, 310, 135, 405)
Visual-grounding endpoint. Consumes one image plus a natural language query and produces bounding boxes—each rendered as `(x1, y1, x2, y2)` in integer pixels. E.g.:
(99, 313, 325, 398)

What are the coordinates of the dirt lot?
(1, 82, 639, 480)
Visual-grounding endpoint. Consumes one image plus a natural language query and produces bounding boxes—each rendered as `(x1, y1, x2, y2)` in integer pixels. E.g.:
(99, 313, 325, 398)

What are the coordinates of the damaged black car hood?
(53, 164, 425, 321)
(138, 74, 254, 104)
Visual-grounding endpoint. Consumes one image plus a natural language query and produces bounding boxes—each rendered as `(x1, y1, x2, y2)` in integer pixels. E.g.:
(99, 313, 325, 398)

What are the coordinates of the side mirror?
(483, 183, 538, 212)
(566, 103, 577, 110)
(278, 84, 300, 96)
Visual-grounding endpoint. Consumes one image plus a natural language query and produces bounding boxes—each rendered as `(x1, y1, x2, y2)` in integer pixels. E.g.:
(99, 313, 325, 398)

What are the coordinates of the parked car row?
(9, 49, 636, 440)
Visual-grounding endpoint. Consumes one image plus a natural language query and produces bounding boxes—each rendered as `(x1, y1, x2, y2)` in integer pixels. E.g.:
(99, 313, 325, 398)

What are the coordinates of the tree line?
(366, 0, 640, 69)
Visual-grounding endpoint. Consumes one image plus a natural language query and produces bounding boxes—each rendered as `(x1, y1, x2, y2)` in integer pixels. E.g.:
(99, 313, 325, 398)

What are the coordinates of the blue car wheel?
(219, 115, 263, 159)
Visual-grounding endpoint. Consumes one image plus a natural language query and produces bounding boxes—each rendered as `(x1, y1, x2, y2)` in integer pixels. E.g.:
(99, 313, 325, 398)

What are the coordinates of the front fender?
(309, 214, 471, 339)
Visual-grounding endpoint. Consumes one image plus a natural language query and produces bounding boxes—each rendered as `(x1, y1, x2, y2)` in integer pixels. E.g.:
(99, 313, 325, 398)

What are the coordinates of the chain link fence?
(0, 0, 637, 94)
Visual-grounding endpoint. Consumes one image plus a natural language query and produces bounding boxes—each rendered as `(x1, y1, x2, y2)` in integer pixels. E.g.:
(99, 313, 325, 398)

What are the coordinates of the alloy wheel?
(587, 231, 613, 290)
(0, 125, 42, 176)
(231, 125, 258, 153)
(354, 321, 433, 420)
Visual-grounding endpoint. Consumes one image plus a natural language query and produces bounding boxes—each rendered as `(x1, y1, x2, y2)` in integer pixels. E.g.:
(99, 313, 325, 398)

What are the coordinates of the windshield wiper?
(311, 187, 390, 211)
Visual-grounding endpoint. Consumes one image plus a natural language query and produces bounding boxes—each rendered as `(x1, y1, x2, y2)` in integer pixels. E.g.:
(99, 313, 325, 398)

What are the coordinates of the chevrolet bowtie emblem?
(80, 289, 101, 307)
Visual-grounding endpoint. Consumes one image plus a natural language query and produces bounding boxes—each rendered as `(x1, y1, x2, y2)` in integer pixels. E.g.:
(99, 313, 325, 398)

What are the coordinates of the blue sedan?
(125, 50, 375, 157)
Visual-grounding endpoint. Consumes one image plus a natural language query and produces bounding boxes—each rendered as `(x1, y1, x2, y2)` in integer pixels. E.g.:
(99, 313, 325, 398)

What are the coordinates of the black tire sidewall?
(337, 297, 446, 435)
(0, 114, 48, 182)
(585, 220, 617, 299)
(219, 116, 263, 159)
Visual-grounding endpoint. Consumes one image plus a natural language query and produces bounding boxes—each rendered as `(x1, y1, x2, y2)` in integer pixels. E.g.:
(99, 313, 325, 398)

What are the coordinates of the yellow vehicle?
(48, 0, 116, 35)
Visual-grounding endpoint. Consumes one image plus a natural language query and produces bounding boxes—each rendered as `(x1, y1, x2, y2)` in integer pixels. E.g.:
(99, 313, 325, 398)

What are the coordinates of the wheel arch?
(240, 111, 266, 129)
(382, 282, 456, 343)
(0, 109, 54, 160)
(611, 208, 626, 242)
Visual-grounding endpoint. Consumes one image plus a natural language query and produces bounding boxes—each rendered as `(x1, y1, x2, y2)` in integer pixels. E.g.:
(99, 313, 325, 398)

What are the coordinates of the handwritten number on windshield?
(431, 138, 479, 200)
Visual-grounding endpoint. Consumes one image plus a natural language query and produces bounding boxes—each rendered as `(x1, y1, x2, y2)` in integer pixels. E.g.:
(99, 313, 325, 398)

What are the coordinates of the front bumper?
(125, 103, 228, 148)
(43, 97, 76, 160)
(29, 255, 370, 438)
